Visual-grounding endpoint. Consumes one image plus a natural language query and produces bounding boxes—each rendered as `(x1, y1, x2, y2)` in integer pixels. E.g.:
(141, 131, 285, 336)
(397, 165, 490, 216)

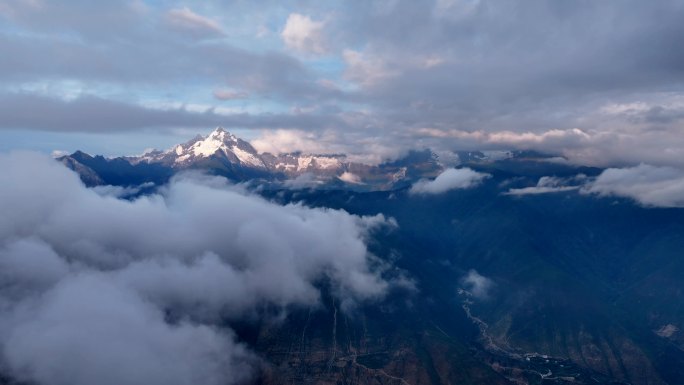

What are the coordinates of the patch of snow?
(392, 167, 407, 182)
(312, 156, 341, 169)
(192, 136, 223, 157)
(298, 156, 313, 171)
(175, 154, 191, 163)
(276, 163, 296, 170)
(208, 127, 237, 143)
(231, 146, 265, 168)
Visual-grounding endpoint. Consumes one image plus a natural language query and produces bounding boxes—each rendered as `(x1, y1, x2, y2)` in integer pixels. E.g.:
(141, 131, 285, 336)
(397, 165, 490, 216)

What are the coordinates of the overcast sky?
(1, 0, 683, 166)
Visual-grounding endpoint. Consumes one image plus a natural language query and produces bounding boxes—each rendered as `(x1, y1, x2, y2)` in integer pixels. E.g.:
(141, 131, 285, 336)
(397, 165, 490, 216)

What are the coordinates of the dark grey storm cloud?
(0, 152, 403, 385)
(321, 0, 684, 167)
(350, 0, 684, 139)
(338, 0, 684, 97)
(0, 93, 348, 132)
(0, 33, 309, 92)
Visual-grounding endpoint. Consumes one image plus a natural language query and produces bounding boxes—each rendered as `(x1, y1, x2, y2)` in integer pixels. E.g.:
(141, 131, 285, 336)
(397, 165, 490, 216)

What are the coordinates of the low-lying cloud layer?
(499, 165, 684, 208)
(410, 168, 490, 195)
(0, 152, 399, 385)
(583, 164, 684, 208)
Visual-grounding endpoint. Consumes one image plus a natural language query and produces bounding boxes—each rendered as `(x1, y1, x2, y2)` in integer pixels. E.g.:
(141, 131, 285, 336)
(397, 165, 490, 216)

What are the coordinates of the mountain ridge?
(58, 127, 567, 190)
(58, 127, 444, 189)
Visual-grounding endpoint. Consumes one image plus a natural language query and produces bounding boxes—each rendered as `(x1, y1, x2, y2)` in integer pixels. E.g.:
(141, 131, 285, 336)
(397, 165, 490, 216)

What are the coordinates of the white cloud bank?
(339, 171, 363, 184)
(281, 13, 326, 54)
(0, 152, 400, 385)
(410, 168, 490, 195)
(582, 164, 684, 208)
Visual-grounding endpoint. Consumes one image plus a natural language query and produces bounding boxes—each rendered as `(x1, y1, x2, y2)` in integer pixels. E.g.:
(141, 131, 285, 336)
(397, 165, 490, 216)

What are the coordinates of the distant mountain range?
(58, 127, 564, 190)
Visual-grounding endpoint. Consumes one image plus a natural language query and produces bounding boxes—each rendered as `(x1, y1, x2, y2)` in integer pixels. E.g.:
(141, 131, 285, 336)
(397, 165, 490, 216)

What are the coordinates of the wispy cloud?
(212, 89, 249, 101)
(505, 175, 586, 196)
(165, 7, 225, 38)
(461, 269, 494, 300)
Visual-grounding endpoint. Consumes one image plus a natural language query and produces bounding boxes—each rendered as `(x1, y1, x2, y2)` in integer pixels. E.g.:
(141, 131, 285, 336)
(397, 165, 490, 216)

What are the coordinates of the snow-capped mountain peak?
(207, 127, 238, 145)
(61, 128, 454, 190)
(120, 128, 442, 186)
(165, 127, 265, 168)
